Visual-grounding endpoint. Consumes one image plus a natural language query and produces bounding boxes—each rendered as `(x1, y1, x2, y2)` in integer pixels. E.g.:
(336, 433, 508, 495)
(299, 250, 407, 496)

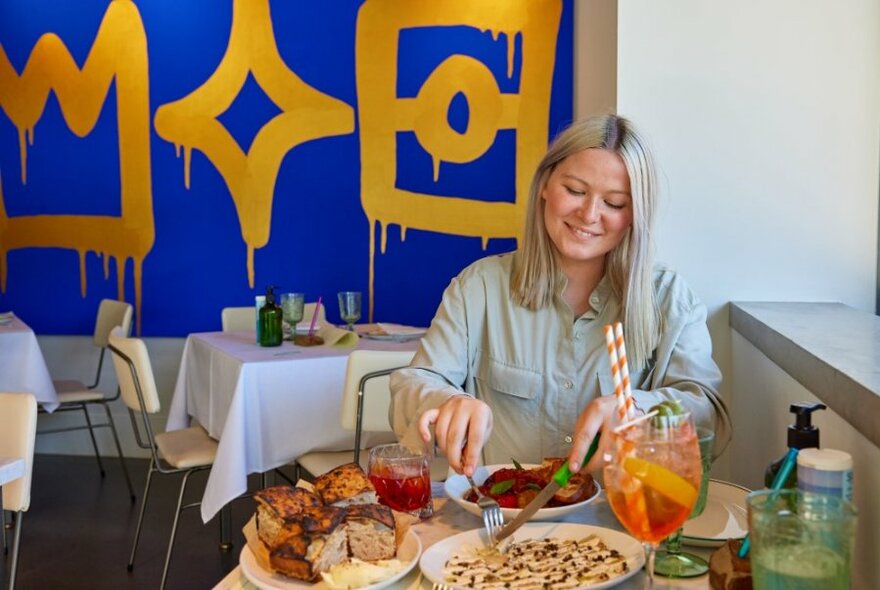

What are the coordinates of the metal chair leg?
(219, 505, 233, 552)
(128, 459, 156, 571)
(81, 404, 106, 477)
(103, 402, 136, 502)
(160, 469, 195, 590)
(9, 511, 23, 590)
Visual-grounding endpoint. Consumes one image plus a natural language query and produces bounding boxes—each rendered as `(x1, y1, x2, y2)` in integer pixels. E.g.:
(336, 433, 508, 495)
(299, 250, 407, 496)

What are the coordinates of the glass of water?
(337, 291, 362, 331)
(280, 292, 304, 337)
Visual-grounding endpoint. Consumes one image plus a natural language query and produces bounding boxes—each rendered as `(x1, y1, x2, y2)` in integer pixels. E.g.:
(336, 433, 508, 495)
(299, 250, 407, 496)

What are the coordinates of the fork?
(432, 584, 452, 590)
(466, 475, 504, 546)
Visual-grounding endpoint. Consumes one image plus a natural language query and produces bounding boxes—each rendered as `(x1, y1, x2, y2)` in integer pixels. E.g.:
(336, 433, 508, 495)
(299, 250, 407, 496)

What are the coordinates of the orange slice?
(623, 456, 697, 508)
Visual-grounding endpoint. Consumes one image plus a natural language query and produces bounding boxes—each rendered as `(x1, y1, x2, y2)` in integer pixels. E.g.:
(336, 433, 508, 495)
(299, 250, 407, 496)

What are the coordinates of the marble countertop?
(730, 301, 880, 448)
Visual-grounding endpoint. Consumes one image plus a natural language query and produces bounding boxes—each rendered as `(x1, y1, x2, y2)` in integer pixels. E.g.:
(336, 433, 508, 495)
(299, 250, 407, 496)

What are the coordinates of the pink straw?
(613, 322, 636, 419)
(603, 325, 629, 422)
(308, 296, 322, 338)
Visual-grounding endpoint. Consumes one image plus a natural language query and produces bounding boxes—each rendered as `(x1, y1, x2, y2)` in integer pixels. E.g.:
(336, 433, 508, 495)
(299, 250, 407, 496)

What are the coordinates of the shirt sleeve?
(630, 298, 732, 459)
(389, 274, 474, 449)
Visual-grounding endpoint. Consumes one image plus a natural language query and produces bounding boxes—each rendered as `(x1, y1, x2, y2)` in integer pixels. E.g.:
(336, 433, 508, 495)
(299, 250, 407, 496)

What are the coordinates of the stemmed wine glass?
(603, 411, 703, 586)
(654, 427, 716, 577)
(280, 292, 304, 338)
(337, 291, 361, 331)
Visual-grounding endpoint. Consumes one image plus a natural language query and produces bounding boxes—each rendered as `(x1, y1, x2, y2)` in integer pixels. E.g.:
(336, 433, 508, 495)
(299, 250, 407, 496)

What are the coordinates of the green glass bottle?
(258, 285, 283, 347)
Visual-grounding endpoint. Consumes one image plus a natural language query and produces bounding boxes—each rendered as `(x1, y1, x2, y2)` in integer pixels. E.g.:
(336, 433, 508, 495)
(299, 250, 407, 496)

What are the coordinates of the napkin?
(317, 324, 359, 348)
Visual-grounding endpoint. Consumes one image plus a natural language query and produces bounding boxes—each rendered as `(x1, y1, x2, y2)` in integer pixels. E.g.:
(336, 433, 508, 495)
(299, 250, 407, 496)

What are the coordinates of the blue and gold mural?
(0, 0, 572, 336)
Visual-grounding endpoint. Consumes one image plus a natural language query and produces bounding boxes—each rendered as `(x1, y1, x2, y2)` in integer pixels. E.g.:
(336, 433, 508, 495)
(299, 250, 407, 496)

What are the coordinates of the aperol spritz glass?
(603, 411, 702, 585)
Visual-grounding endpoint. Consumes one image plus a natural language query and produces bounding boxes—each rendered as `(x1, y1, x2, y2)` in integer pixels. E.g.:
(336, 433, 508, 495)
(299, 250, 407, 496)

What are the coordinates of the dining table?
(0, 313, 58, 411)
(212, 481, 712, 589)
(167, 329, 420, 523)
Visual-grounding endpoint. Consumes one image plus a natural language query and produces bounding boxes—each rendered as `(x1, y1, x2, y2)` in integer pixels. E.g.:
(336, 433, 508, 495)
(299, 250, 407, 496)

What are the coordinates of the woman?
(389, 114, 731, 477)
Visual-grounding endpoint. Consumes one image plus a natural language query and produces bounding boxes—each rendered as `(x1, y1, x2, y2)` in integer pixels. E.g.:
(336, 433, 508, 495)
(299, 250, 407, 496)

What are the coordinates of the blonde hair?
(511, 114, 660, 369)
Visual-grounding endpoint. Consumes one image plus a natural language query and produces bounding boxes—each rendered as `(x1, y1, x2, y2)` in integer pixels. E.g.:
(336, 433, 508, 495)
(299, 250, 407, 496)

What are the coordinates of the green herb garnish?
(523, 482, 542, 491)
(490, 479, 515, 495)
(511, 458, 524, 470)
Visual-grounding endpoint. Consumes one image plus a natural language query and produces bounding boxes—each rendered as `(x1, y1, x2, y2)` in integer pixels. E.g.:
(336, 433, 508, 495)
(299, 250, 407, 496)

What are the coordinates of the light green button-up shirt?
(390, 252, 731, 465)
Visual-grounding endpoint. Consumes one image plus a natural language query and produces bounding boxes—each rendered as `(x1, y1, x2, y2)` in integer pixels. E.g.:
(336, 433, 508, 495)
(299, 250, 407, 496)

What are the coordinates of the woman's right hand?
(418, 395, 493, 477)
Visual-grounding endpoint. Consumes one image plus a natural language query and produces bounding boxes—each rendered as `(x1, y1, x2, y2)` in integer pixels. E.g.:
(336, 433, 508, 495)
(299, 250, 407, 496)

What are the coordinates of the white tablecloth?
(0, 315, 58, 411)
(168, 331, 418, 522)
(213, 483, 711, 589)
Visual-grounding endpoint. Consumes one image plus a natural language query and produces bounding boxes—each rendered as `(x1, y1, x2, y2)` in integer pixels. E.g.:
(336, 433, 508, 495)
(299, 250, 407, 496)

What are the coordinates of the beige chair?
(0, 393, 37, 590)
(107, 327, 219, 590)
(221, 302, 326, 332)
(220, 306, 254, 332)
(39, 298, 135, 501)
(295, 349, 416, 478)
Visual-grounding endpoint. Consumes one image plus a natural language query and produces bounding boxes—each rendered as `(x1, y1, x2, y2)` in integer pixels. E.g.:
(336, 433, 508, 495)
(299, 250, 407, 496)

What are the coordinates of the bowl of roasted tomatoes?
(444, 458, 601, 522)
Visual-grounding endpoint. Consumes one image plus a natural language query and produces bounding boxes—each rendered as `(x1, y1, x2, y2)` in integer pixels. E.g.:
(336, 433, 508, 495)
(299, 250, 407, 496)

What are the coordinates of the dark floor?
(1, 453, 282, 590)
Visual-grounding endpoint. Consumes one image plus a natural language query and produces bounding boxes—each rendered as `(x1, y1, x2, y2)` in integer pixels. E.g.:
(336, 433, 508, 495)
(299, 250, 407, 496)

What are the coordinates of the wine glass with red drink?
(368, 443, 433, 519)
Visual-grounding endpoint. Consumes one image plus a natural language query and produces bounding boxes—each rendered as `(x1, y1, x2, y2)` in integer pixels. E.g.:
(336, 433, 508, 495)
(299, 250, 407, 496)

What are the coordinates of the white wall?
(613, 0, 880, 477)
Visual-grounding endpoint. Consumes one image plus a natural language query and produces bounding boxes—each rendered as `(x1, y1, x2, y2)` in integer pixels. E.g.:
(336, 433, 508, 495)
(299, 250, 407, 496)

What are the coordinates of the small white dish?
(445, 463, 601, 522)
(419, 522, 643, 590)
(240, 528, 421, 590)
(681, 479, 750, 547)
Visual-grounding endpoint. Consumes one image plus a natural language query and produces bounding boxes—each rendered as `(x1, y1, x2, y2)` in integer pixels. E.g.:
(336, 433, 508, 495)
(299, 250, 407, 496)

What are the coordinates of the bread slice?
(254, 486, 323, 548)
(345, 503, 397, 561)
(268, 505, 349, 581)
(709, 539, 753, 590)
(540, 457, 598, 504)
(314, 463, 379, 506)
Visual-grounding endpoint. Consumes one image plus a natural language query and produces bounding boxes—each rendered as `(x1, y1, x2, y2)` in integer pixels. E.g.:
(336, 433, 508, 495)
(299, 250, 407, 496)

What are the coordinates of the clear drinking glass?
(747, 489, 856, 590)
(337, 291, 362, 331)
(280, 292, 304, 337)
(603, 412, 702, 586)
(654, 427, 716, 577)
(367, 443, 433, 519)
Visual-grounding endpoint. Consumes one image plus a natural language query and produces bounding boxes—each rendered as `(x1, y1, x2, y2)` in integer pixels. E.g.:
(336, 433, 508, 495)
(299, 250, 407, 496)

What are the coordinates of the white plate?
(362, 332, 425, 342)
(682, 479, 750, 547)
(419, 522, 644, 590)
(445, 464, 601, 522)
(240, 528, 421, 590)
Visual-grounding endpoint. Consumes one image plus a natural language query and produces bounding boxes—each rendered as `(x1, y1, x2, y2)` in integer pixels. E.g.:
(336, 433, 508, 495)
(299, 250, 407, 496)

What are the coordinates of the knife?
(495, 433, 601, 543)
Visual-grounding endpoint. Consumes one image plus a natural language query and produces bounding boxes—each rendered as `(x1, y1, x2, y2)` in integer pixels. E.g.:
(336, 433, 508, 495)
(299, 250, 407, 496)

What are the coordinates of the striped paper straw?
(603, 324, 629, 422)
(613, 322, 636, 419)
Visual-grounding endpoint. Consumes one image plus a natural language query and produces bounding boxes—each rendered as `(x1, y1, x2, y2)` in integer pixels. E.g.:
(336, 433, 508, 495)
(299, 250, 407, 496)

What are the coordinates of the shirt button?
(590, 295, 600, 305)
(564, 435, 573, 444)
(573, 332, 581, 341)
(563, 380, 573, 390)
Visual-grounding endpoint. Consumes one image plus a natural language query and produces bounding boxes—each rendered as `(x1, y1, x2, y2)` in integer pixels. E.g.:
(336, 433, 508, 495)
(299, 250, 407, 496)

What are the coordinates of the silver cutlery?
(466, 474, 504, 547)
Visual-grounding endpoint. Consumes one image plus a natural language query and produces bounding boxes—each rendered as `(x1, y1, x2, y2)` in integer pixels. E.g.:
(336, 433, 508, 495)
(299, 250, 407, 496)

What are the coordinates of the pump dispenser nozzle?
(788, 402, 826, 449)
(764, 401, 826, 489)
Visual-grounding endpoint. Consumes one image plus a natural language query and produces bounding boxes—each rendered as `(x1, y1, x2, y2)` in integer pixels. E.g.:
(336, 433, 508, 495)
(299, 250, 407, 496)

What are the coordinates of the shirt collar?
(555, 272, 613, 320)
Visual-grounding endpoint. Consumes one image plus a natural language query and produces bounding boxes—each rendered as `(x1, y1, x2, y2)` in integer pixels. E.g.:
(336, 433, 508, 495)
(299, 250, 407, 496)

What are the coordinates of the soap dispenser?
(258, 285, 283, 347)
(764, 402, 826, 489)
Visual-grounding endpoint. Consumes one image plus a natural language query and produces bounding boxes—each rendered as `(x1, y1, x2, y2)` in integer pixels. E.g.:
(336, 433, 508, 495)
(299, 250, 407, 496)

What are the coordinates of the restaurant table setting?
(213, 480, 713, 590)
(0, 311, 58, 411)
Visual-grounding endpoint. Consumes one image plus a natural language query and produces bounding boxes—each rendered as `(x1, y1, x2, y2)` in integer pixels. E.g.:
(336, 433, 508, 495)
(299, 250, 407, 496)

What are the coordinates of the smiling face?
(541, 148, 633, 277)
